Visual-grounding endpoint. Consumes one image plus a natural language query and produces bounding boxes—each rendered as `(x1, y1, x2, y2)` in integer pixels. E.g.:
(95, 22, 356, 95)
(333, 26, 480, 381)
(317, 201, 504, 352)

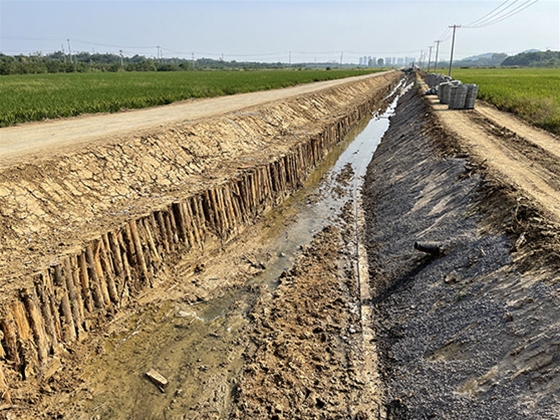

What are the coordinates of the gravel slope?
(364, 88, 560, 419)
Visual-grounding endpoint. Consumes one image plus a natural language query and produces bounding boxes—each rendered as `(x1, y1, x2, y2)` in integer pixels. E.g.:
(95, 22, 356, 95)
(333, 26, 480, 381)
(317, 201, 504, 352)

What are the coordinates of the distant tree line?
(501, 50, 560, 68)
(0, 51, 302, 75)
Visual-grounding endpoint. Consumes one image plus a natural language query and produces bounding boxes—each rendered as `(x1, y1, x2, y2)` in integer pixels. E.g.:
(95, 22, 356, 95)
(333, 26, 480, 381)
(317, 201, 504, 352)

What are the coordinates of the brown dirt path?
(425, 95, 560, 223)
(0, 72, 390, 166)
(474, 102, 560, 161)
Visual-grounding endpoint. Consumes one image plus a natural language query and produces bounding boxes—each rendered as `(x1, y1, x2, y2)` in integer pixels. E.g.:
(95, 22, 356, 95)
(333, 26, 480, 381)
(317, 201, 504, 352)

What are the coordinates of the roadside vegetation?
(0, 68, 382, 127)
(453, 68, 560, 135)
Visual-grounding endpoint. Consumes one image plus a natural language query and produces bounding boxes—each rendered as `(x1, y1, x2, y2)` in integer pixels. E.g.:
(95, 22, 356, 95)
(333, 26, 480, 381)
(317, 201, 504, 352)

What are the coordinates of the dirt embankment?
(364, 86, 560, 418)
(0, 71, 403, 415)
(0, 71, 401, 287)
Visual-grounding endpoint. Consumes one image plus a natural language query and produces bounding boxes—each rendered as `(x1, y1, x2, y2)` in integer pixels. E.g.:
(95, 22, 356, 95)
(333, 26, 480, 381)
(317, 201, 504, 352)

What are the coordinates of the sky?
(1, 0, 559, 63)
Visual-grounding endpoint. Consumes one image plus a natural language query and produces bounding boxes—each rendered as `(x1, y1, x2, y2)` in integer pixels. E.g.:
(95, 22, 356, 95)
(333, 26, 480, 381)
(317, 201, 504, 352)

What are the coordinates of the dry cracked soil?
(1, 72, 560, 419)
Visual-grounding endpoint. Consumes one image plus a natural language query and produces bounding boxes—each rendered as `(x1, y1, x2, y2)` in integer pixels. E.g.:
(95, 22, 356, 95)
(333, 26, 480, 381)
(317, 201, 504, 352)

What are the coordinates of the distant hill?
(455, 52, 508, 67)
(501, 50, 560, 67)
(460, 52, 498, 62)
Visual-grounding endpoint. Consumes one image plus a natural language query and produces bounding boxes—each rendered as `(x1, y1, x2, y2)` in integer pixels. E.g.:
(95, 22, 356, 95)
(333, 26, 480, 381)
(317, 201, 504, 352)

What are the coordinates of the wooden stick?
(34, 272, 58, 353)
(93, 240, 111, 306)
(43, 269, 63, 343)
(85, 245, 106, 310)
(188, 197, 203, 248)
(147, 214, 165, 257)
(78, 251, 94, 313)
(20, 288, 49, 365)
(117, 231, 134, 294)
(99, 239, 119, 304)
(171, 202, 188, 243)
(108, 231, 124, 279)
(196, 194, 208, 233)
(155, 211, 171, 254)
(53, 265, 77, 343)
(179, 201, 194, 249)
(166, 207, 179, 244)
(0, 309, 20, 368)
(101, 234, 116, 275)
(129, 220, 150, 283)
(62, 258, 84, 336)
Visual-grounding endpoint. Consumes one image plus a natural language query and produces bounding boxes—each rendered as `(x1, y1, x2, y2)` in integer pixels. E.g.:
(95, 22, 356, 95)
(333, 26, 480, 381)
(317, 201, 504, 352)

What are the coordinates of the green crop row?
(452, 68, 560, 135)
(0, 69, 382, 127)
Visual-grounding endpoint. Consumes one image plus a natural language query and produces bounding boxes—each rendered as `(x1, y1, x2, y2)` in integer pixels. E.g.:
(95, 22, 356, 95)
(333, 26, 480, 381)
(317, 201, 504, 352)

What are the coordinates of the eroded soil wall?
(0, 71, 402, 399)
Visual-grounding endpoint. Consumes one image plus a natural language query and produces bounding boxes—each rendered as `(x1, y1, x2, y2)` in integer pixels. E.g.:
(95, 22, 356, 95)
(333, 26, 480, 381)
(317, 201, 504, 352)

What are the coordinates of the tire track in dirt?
(475, 102, 560, 161)
(427, 96, 560, 223)
(469, 111, 560, 190)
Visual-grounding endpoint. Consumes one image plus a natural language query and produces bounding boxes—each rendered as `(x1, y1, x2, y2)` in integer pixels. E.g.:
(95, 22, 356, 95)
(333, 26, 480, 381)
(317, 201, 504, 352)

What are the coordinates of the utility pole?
(448, 24, 460, 77)
(191, 52, 195, 70)
(119, 50, 124, 68)
(289, 51, 291, 68)
(434, 40, 441, 73)
(61, 43, 66, 63)
(67, 38, 72, 64)
(340, 51, 343, 67)
(420, 50, 424, 69)
(427, 46, 433, 73)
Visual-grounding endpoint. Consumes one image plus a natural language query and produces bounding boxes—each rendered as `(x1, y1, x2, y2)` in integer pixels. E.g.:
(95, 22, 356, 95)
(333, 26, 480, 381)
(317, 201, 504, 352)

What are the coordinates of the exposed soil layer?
(1, 71, 559, 420)
(231, 218, 379, 420)
(0, 72, 402, 418)
(364, 86, 560, 419)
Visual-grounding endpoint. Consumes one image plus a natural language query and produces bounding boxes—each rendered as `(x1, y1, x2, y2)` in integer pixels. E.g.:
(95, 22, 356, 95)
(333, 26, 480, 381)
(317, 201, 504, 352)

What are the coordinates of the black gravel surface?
(363, 87, 560, 419)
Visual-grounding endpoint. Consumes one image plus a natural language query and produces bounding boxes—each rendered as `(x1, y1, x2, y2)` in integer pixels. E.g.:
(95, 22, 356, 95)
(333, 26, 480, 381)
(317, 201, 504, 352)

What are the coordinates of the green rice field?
(452, 68, 560, 135)
(0, 69, 382, 127)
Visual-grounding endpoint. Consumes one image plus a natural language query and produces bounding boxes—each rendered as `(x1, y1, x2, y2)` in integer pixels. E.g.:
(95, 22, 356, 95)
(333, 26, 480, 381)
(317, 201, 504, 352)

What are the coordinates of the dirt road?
(427, 95, 560, 224)
(0, 72, 389, 165)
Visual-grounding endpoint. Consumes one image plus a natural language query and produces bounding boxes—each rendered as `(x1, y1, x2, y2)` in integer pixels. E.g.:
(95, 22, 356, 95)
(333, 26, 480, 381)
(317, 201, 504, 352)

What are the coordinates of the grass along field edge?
(0, 69, 383, 128)
(452, 68, 560, 136)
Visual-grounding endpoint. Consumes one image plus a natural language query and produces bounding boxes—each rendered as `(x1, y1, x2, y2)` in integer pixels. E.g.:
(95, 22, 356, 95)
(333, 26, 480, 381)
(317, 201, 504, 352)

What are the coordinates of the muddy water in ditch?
(74, 90, 405, 420)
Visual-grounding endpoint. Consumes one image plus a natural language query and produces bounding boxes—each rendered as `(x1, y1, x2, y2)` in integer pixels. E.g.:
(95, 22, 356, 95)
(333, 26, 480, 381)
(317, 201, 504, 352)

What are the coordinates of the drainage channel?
(70, 84, 408, 420)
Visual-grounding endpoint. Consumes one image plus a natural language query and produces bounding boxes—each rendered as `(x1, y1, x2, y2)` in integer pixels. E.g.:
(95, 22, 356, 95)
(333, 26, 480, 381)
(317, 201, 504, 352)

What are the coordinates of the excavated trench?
(0, 71, 404, 417)
(56, 83, 406, 419)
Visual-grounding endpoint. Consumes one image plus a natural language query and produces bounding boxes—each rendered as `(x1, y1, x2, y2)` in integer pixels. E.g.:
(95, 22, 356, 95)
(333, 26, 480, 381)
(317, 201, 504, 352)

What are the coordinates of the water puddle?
(75, 82, 409, 419)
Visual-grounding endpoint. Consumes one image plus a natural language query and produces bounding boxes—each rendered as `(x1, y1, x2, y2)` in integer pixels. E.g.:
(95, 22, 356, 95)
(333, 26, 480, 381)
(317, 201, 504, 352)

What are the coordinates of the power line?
(474, 0, 540, 27)
(464, 0, 516, 27)
(437, 27, 452, 42)
(465, 0, 540, 28)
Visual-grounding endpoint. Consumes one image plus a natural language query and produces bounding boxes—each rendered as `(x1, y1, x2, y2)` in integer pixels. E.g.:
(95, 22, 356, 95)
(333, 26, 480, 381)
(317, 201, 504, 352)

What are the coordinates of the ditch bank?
(364, 86, 560, 418)
(0, 70, 403, 408)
